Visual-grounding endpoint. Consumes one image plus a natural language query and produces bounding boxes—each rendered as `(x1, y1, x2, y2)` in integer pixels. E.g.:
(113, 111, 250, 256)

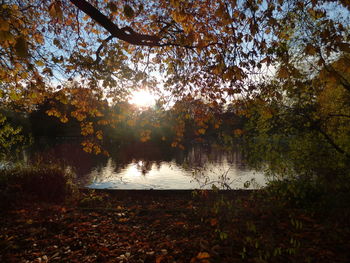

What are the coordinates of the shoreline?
(80, 188, 258, 200)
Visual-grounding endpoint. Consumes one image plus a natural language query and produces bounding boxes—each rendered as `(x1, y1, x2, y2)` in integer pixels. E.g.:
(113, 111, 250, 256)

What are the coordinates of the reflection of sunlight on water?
(89, 157, 266, 190)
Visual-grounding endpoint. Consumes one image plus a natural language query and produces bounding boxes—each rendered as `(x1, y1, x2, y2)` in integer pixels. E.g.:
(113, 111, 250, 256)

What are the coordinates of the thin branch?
(327, 114, 350, 119)
(316, 125, 350, 159)
(317, 49, 350, 92)
(95, 35, 114, 63)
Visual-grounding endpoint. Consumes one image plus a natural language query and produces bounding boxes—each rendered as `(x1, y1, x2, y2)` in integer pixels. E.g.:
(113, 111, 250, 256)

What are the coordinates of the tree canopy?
(1, 0, 350, 170)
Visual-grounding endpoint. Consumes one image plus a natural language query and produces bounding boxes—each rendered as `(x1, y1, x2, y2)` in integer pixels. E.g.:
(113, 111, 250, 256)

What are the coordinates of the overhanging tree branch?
(69, 0, 160, 46)
(69, 0, 221, 50)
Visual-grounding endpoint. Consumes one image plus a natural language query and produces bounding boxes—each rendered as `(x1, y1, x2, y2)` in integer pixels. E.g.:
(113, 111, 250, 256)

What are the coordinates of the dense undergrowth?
(0, 165, 78, 209)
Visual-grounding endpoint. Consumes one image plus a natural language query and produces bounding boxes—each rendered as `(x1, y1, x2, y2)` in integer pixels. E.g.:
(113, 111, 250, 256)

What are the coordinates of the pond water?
(14, 140, 266, 189)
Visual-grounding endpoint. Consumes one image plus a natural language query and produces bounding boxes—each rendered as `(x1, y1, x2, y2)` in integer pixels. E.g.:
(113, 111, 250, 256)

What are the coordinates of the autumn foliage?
(1, 1, 350, 261)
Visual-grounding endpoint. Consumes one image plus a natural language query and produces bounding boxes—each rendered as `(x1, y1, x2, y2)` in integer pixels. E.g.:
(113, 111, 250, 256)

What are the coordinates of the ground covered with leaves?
(1, 190, 349, 263)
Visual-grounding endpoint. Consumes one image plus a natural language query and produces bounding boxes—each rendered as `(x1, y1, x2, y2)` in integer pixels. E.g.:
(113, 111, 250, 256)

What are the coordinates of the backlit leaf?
(304, 44, 317, 55)
(123, 5, 134, 18)
(14, 37, 28, 58)
(107, 2, 118, 12)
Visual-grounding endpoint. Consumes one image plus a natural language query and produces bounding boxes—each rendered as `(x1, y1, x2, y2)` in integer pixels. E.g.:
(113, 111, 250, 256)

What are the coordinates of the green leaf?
(9, 91, 20, 101)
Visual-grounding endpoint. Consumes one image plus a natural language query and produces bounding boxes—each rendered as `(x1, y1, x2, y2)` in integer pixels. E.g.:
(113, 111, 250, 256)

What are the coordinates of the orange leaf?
(156, 255, 165, 263)
(210, 218, 218, 226)
(197, 252, 210, 259)
(174, 221, 186, 226)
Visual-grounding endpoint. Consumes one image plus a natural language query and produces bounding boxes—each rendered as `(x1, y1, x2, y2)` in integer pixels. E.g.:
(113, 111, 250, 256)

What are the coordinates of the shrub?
(264, 178, 323, 208)
(0, 165, 77, 209)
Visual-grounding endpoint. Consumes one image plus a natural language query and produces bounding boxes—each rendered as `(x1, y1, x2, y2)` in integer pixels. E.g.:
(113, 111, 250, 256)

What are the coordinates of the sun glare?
(130, 90, 156, 108)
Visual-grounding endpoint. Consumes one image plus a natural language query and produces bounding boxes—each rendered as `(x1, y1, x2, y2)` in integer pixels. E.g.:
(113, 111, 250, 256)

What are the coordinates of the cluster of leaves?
(0, 112, 31, 159)
(242, 53, 350, 189)
(0, 0, 348, 149)
(22, 89, 244, 151)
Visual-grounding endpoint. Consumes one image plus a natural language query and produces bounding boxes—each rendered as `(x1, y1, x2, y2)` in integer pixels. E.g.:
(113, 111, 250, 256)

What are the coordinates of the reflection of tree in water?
(107, 142, 179, 176)
(27, 139, 108, 185)
(136, 160, 153, 175)
(182, 144, 244, 169)
(180, 144, 250, 189)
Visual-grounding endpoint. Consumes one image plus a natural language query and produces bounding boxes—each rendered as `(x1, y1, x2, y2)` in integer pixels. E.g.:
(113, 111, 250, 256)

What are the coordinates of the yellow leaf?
(96, 130, 103, 140)
(81, 122, 94, 136)
(94, 145, 101, 155)
(9, 91, 20, 101)
(35, 60, 45, 67)
(198, 128, 206, 135)
(20, 72, 28, 78)
(60, 115, 68, 123)
(197, 252, 210, 259)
